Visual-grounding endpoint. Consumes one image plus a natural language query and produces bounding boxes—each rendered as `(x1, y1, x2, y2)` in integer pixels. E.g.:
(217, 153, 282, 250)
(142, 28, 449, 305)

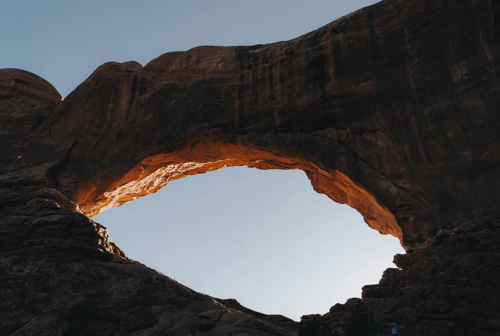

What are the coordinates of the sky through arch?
(94, 167, 403, 320)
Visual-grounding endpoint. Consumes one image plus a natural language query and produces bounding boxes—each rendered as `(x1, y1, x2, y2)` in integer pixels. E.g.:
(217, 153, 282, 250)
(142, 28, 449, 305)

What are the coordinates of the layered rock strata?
(1, 0, 499, 335)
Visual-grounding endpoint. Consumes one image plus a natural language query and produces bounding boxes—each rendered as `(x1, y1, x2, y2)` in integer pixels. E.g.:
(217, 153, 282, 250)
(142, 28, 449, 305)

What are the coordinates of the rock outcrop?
(1, 0, 499, 335)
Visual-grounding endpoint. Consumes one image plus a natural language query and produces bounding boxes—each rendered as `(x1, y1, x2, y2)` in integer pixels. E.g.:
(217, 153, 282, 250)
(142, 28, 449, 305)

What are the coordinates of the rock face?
(1, 0, 499, 335)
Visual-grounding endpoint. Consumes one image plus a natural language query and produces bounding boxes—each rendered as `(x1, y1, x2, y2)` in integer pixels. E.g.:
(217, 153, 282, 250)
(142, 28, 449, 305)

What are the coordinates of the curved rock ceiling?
(1, 0, 499, 334)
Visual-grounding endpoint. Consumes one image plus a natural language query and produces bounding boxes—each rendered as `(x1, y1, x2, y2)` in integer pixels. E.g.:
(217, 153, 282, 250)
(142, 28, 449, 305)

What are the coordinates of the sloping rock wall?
(1, 0, 499, 335)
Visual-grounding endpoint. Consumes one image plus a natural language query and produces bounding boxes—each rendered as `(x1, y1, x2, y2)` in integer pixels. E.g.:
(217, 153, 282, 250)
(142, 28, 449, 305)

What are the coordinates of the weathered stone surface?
(1, 0, 499, 335)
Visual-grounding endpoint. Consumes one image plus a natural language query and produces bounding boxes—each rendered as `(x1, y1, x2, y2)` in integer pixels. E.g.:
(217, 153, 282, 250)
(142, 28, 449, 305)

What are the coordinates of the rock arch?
(1, 0, 499, 334)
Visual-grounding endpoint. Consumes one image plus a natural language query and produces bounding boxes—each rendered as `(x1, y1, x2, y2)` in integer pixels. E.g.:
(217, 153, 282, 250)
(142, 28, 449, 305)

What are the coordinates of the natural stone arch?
(41, 42, 439, 247)
(1, 0, 500, 334)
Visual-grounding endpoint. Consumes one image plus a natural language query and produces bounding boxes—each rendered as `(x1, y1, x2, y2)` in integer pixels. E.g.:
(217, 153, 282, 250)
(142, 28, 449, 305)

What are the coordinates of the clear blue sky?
(1, 0, 403, 321)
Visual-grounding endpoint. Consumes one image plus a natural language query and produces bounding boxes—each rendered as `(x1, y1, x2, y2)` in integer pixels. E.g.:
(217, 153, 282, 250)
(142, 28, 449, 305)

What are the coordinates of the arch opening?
(94, 166, 405, 321)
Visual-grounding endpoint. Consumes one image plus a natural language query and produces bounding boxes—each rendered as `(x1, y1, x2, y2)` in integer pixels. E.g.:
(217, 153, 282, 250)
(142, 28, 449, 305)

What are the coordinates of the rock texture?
(1, 0, 499, 335)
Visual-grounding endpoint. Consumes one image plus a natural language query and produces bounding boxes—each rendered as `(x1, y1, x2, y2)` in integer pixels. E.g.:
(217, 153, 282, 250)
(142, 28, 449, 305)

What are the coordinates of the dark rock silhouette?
(1, 0, 499, 334)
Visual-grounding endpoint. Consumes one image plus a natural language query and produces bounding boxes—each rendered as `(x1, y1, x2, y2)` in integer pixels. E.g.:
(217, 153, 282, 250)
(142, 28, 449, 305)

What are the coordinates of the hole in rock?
(94, 167, 404, 321)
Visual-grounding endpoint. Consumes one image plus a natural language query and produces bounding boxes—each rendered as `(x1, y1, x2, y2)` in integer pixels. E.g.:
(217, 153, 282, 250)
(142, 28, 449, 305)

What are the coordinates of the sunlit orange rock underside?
(1, 0, 499, 334)
(90, 142, 400, 240)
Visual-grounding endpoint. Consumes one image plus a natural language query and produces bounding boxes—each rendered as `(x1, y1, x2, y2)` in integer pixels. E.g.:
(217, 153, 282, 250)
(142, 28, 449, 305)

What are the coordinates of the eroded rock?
(1, 0, 499, 334)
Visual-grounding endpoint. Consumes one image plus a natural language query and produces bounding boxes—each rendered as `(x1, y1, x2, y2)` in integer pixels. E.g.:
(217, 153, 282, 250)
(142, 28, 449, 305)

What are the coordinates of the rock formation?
(1, 0, 499, 334)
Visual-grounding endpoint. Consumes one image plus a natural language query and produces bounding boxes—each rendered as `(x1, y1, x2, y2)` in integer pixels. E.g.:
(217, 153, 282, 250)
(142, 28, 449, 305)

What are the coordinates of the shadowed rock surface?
(1, 0, 499, 335)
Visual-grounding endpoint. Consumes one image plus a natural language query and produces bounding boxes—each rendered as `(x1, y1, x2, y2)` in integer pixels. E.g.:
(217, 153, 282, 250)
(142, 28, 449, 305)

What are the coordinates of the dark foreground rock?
(1, 0, 500, 335)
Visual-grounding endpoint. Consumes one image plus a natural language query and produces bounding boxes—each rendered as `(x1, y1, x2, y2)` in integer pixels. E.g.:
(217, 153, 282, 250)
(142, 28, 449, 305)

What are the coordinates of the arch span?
(40, 39, 441, 247)
(2, 0, 500, 334)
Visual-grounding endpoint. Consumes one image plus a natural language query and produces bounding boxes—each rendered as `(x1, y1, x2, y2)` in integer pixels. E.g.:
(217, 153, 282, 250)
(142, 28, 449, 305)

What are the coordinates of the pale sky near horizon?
(1, 0, 405, 321)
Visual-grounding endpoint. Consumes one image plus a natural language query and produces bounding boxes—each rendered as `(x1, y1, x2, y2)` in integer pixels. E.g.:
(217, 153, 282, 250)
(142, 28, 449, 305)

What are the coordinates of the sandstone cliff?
(1, 0, 499, 335)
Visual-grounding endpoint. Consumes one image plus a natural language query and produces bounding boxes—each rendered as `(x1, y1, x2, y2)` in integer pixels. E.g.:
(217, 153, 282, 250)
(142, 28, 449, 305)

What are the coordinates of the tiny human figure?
(389, 322, 404, 335)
